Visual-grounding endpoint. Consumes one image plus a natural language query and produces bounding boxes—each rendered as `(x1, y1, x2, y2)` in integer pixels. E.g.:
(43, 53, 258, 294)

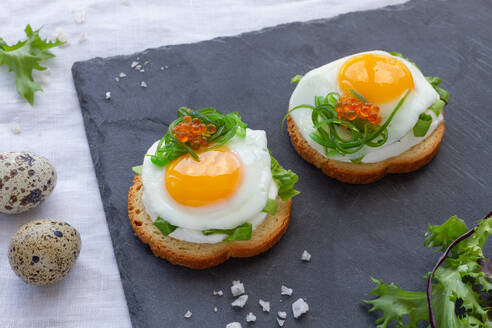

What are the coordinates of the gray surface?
(72, 0, 492, 327)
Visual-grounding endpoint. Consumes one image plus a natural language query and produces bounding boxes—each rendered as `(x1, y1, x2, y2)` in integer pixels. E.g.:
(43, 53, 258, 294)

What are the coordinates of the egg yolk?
(338, 53, 414, 104)
(165, 147, 243, 207)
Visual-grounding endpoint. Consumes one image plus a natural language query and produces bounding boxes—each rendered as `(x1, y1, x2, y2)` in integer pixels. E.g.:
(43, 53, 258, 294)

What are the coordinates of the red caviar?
(334, 95, 382, 125)
(172, 115, 217, 149)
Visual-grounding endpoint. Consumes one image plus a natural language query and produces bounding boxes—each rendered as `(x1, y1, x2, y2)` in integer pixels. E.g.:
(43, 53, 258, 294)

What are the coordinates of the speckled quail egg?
(8, 219, 81, 286)
(0, 152, 57, 214)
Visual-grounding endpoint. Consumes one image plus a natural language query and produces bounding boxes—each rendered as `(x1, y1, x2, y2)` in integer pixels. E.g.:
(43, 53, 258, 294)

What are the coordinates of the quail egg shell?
(8, 219, 81, 286)
(0, 152, 57, 214)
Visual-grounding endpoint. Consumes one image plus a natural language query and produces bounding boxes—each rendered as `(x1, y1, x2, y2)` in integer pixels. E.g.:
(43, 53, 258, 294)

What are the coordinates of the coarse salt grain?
(54, 27, 70, 47)
(119, 72, 127, 78)
(105, 91, 111, 100)
(278, 311, 287, 319)
(281, 285, 293, 296)
(226, 322, 242, 328)
(292, 298, 309, 319)
(246, 312, 256, 323)
(213, 290, 224, 296)
(141, 81, 147, 88)
(259, 299, 270, 312)
(231, 280, 245, 297)
(131, 61, 138, 68)
(231, 295, 248, 308)
(301, 250, 311, 262)
(277, 318, 285, 327)
(11, 123, 21, 135)
(73, 10, 86, 24)
(184, 310, 192, 318)
(79, 32, 87, 43)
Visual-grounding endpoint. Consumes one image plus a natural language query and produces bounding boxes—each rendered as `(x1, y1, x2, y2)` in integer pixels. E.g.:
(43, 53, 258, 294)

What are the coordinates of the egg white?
(289, 50, 441, 162)
(141, 128, 277, 233)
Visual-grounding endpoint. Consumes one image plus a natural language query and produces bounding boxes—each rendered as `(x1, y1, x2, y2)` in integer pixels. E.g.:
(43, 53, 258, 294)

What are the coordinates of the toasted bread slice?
(128, 175, 292, 269)
(287, 115, 445, 184)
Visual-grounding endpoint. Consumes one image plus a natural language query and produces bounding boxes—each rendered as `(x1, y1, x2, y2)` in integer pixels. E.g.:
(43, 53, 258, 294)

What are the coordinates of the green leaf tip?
(0, 25, 64, 105)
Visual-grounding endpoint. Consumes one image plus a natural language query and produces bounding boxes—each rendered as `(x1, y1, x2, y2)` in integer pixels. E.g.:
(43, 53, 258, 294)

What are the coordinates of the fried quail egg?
(289, 50, 441, 162)
(141, 128, 277, 242)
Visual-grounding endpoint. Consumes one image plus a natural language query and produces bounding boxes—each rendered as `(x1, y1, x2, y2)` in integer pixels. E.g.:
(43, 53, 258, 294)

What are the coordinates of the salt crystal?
(231, 295, 248, 308)
(301, 250, 311, 262)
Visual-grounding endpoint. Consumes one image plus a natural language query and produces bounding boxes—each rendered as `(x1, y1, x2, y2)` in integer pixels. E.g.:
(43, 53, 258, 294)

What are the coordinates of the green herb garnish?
(271, 156, 300, 200)
(389, 52, 449, 105)
(290, 74, 303, 84)
(413, 113, 433, 137)
(132, 165, 143, 174)
(426, 76, 450, 104)
(150, 107, 247, 167)
(364, 215, 492, 328)
(388, 51, 420, 68)
(349, 89, 367, 103)
(283, 90, 410, 157)
(154, 217, 178, 236)
(350, 156, 365, 164)
(429, 99, 446, 116)
(0, 25, 64, 105)
(262, 198, 278, 215)
(202, 222, 252, 242)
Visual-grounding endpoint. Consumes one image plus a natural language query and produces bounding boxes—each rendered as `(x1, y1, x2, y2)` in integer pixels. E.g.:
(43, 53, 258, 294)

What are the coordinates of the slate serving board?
(72, 0, 492, 326)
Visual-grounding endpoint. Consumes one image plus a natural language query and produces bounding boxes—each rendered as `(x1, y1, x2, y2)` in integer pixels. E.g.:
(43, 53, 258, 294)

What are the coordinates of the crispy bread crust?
(287, 115, 445, 184)
(128, 175, 292, 269)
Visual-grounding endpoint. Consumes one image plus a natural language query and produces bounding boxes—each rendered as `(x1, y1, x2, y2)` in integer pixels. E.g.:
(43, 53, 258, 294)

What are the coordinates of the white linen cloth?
(0, 0, 406, 327)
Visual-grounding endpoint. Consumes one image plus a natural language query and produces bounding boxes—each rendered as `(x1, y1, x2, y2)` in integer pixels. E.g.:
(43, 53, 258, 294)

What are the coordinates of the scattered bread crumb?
(11, 123, 21, 135)
(292, 298, 309, 319)
(226, 322, 242, 328)
(281, 285, 293, 296)
(105, 91, 111, 100)
(259, 299, 270, 312)
(246, 312, 256, 323)
(301, 250, 311, 262)
(184, 310, 192, 319)
(277, 318, 285, 327)
(73, 10, 86, 24)
(278, 311, 287, 319)
(231, 280, 245, 297)
(231, 295, 248, 308)
(141, 81, 147, 88)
